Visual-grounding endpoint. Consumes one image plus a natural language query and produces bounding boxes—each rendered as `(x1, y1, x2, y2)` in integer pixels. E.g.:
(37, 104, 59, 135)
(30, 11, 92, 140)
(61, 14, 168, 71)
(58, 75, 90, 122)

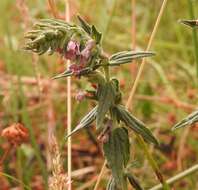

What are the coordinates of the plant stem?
(149, 164, 198, 190)
(65, 1, 72, 190)
(137, 136, 169, 190)
(187, 0, 198, 79)
(104, 66, 110, 82)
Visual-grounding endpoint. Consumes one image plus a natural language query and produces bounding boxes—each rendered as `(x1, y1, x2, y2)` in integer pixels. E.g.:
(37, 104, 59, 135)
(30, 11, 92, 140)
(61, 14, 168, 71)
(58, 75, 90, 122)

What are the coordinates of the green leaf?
(109, 51, 155, 66)
(52, 70, 73, 79)
(180, 19, 198, 28)
(172, 110, 198, 130)
(126, 173, 144, 190)
(96, 81, 116, 129)
(114, 105, 158, 145)
(103, 127, 130, 190)
(106, 177, 119, 190)
(91, 25, 102, 44)
(66, 106, 97, 138)
(77, 15, 92, 34)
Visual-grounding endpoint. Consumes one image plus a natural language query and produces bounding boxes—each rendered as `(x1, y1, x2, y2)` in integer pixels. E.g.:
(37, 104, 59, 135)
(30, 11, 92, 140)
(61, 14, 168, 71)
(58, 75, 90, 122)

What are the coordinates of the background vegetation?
(0, 0, 198, 189)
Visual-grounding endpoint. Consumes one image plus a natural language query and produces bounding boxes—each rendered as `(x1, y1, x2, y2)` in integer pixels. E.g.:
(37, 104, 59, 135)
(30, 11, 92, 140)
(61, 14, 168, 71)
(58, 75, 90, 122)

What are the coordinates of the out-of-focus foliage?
(0, 0, 198, 189)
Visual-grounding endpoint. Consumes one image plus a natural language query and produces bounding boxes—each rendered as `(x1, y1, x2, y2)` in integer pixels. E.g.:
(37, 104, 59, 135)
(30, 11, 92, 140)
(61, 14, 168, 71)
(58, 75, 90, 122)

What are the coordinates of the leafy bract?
(77, 15, 102, 44)
(77, 15, 92, 34)
(172, 110, 198, 130)
(91, 25, 102, 44)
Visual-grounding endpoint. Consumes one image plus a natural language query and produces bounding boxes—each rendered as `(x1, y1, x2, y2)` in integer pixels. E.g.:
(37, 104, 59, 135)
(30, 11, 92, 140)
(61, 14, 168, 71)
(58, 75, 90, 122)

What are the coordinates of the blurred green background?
(0, 0, 198, 189)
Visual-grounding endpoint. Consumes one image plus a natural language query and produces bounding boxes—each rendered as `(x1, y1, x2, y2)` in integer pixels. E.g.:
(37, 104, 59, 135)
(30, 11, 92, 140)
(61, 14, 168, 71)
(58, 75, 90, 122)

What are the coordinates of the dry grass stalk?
(65, 1, 72, 190)
(49, 136, 69, 190)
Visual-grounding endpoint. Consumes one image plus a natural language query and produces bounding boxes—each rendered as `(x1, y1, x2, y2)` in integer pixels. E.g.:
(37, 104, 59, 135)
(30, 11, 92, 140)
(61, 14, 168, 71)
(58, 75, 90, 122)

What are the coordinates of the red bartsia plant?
(24, 15, 158, 189)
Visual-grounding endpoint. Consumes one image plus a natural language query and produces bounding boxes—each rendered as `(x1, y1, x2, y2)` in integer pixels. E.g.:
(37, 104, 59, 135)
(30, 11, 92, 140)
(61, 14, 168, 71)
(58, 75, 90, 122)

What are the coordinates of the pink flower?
(75, 91, 86, 102)
(64, 41, 80, 61)
(79, 40, 95, 64)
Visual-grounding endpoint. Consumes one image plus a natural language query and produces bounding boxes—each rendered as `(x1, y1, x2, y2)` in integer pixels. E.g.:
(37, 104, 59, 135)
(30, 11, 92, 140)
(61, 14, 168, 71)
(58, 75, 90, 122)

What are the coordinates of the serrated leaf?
(77, 15, 92, 34)
(172, 110, 198, 130)
(96, 81, 116, 129)
(91, 25, 102, 44)
(106, 177, 119, 190)
(115, 105, 158, 145)
(126, 173, 144, 190)
(180, 19, 198, 28)
(109, 51, 155, 66)
(103, 127, 130, 190)
(66, 106, 97, 138)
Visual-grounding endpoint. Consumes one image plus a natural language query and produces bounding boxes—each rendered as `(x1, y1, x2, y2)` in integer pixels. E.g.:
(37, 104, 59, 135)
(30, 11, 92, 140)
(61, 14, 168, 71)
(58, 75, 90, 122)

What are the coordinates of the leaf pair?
(112, 105, 158, 145)
(172, 110, 198, 130)
(103, 127, 130, 190)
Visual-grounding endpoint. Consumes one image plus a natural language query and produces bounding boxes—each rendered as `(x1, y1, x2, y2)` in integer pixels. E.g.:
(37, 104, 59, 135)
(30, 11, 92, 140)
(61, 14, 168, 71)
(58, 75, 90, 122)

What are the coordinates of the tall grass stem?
(65, 1, 72, 190)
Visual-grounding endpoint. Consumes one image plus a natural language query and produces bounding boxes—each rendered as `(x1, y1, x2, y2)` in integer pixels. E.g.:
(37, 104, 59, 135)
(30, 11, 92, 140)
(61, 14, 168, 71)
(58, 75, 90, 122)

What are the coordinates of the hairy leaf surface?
(114, 105, 158, 145)
(172, 110, 198, 130)
(109, 51, 155, 66)
(96, 81, 116, 129)
(66, 106, 97, 138)
(103, 127, 130, 190)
